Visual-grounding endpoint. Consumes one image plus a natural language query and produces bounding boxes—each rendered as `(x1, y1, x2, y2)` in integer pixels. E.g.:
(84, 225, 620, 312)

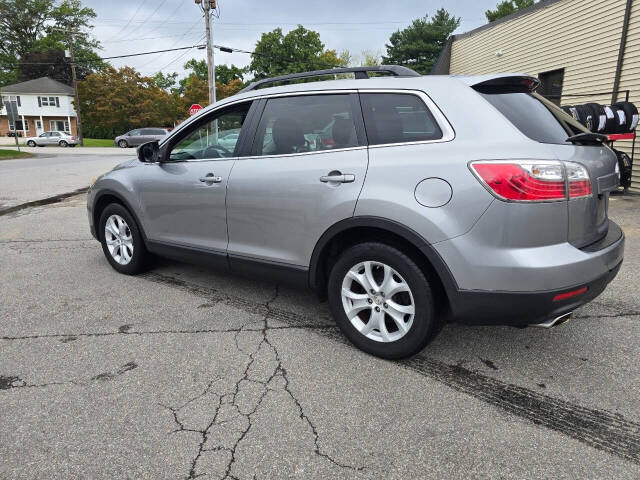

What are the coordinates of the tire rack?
(545, 89, 637, 193)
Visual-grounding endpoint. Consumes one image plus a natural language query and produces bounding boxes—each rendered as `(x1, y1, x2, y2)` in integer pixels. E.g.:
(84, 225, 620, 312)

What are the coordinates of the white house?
(0, 77, 77, 137)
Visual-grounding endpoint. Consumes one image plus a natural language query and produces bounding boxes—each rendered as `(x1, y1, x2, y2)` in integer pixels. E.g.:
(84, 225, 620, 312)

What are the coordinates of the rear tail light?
(470, 160, 592, 202)
(565, 162, 592, 198)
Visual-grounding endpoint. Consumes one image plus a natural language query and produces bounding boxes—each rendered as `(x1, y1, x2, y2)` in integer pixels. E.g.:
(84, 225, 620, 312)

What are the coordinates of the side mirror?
(137, 141, 159, 163)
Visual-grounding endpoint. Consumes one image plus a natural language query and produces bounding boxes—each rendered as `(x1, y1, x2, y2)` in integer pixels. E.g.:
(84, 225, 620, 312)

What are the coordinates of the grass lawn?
(0, 149, 33, 160)
(82, 138, 114, 147)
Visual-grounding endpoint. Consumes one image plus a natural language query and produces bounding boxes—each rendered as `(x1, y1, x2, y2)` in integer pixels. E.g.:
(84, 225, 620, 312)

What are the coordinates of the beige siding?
(450, 0, 640, 191)
(617, 0, 640, 192)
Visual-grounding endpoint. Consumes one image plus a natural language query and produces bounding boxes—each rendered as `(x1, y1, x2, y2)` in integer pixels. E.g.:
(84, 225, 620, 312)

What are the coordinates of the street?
(0, 149, 131, 209)
(1, 152, 639, 479)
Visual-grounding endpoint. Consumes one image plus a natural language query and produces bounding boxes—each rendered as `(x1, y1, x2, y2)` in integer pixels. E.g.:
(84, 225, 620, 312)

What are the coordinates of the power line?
(1, 44, 207, 66)
(152, 33, 207, 75)
(107, 0, 149, 40)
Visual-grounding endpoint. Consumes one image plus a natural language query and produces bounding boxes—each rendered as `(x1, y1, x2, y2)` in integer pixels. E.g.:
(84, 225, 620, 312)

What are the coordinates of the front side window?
(252, 94, 358, 156)
(169, 103, 250, 161)
(360, 93, 443, 146)
(128, 129, 141, 136)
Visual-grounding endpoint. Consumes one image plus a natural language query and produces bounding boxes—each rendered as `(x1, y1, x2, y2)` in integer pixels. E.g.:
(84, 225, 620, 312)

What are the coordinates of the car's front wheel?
(118, 140, 128, 148)
(27, 140, 36, 147)
(99, 203, 149, 275)
(328, 242, 441, 359)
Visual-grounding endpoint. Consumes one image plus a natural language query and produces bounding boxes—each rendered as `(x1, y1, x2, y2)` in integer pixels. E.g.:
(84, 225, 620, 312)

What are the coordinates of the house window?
(538, 69, 564, 106)
(2, 95, 21, 107)
(50, 120, 69, 132)
(39, 96, 60, 107)
(15, 119, 29, 131)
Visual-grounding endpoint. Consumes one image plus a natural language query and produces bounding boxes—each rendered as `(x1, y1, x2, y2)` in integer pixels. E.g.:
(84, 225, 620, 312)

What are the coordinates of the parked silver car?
(87, 66, 624, 359)
(114, 128, 168, 148)
(25, 130, 77, 147)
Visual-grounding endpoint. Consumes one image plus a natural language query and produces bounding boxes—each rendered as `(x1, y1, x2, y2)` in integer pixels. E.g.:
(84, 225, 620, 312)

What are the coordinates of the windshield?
(480, 91, 590, 144)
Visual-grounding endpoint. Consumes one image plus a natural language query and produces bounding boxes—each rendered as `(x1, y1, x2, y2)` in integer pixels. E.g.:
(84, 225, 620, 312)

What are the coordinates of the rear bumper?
(450, 260, 622, 326)
(443, 221, 624, 326)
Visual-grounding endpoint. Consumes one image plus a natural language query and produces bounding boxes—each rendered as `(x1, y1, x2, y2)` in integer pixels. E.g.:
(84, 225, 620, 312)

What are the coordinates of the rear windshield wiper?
(566, 133, 608, 145)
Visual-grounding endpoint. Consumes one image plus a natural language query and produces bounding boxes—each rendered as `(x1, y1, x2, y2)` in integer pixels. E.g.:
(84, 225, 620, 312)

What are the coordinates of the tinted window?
(480, 91, 588, 144)
(128, 129, 141, 136)
(150, 129, 167, 135)
(169, 103, 250, 161)
(252, 94, 358, 156)
(360, 93, 442, 145)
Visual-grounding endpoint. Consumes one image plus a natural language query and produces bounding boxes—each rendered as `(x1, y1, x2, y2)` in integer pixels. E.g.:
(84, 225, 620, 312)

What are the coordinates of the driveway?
(0, 191, 639, 478)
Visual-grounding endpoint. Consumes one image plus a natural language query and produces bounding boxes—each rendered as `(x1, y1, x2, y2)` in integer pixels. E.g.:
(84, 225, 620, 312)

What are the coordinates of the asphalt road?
(0, 151, 131, 209)
(1, 187, 639, 478)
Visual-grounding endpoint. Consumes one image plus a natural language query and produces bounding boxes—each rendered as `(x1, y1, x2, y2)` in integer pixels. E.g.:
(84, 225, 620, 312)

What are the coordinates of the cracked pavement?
(1, 192, 640, 478)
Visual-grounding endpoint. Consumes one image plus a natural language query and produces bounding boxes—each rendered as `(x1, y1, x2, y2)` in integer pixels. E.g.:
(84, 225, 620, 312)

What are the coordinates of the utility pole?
(196, 0, 217, 105)
(52, 27, 84, 146)
(67, 41, 84, 146)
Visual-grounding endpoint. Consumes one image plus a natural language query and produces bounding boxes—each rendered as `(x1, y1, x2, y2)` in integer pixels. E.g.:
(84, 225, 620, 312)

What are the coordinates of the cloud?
(86, 0, 492, 78)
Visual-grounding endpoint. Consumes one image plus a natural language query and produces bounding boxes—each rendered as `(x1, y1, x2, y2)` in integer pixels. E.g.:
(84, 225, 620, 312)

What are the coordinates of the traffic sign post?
(3, 100, 20, 151)
(189, 104, 203, 116)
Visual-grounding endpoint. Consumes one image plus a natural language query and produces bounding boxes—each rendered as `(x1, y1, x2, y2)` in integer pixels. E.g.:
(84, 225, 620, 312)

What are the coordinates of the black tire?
(118, 140, 128, 148)
(59, 140, 68, 147)
(98, 203, 150, 275)
(584, 103, 605, 132)
(603, 105, 618, 134)
(26, 140, 36, 147)
(613, 102, 638, 132)
(327, 242, 441, 359)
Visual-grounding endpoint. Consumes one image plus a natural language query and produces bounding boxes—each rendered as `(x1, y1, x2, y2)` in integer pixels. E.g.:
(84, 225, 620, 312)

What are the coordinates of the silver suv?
(114, 128, 169, 148)
(87, 66, 624, 359)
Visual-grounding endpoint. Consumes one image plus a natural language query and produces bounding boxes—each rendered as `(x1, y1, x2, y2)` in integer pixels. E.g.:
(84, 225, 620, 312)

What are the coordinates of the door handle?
(319, 173, 355, 183)
(199, 174, 223, 184)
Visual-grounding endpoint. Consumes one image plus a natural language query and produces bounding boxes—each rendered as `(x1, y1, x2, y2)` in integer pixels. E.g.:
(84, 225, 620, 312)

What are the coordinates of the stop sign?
(189, 104, 203, 116)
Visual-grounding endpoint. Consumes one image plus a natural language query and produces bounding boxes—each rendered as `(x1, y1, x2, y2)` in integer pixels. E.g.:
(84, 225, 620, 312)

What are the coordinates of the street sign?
(189, 104, 203, 116)
(3, 100, 20, 151)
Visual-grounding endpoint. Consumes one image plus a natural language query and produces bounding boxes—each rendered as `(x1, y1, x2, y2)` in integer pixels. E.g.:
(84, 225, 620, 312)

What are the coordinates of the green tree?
(152, 71, 179, 92)
(485, 0, 536, 22)
(215, 64, 245, 85)
(0, 0, 101, 86)
(78, 66, 178, 137)
(249, 25, 344, 80)
(382, 9, 460, 74)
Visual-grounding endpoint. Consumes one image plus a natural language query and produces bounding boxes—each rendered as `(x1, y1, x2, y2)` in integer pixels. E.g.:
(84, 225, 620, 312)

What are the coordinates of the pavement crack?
(163, 285, 361, 479)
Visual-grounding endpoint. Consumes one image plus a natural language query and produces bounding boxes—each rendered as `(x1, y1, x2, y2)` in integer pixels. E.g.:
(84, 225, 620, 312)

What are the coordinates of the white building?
(0, 77, 77, 137)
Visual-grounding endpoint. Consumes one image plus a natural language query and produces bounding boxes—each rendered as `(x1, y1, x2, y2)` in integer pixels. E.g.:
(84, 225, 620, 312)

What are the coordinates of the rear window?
(252, 94, 359, 156)
(480, 91, 589, 144)
(360, 93, 442, 146)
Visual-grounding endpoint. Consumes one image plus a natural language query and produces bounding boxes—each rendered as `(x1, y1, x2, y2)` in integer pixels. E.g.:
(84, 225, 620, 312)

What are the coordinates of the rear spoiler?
(458, 74, 540, 94)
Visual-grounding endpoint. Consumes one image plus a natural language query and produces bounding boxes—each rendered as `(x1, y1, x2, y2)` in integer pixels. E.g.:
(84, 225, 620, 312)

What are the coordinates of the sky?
(84, 0, 499, 79)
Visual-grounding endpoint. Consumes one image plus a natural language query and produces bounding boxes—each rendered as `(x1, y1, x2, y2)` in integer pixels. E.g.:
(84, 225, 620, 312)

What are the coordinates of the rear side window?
(252, 94, 359, 156)
(479, 91, 589, 144)
(360, 93, 442, 146)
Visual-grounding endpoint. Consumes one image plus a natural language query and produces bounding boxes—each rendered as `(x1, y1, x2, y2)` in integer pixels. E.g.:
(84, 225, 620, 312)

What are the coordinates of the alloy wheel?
(341, 261, 415, 343)
(104, 214, 134, 265)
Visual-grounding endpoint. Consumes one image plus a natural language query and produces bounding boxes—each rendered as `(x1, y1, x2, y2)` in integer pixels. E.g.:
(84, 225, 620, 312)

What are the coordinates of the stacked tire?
(561, 101, 638, 134)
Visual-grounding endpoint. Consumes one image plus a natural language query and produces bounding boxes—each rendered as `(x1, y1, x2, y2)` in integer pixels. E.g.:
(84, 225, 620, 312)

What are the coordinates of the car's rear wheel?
(118, 140, 128, 148)
(99, 203, 149, 275)
(27, 140, 36, 147)
(59, 140, 68, 147)
(328, 242, 441, 359)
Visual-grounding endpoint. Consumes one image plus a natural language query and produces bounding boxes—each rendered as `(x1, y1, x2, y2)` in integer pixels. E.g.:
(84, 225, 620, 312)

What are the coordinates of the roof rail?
(238, 65, 421, 93)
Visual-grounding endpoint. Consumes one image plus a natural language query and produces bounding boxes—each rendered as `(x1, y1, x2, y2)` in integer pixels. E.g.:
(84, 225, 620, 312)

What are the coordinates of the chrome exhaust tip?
(529, 312, 574, 329)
